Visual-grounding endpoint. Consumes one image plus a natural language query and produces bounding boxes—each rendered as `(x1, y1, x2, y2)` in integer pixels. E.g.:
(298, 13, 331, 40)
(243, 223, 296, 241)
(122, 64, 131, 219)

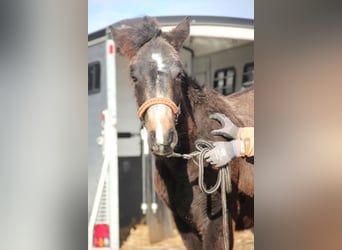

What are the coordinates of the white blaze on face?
(148, 53, 172, 145)
(152, 53, 165, 97)
(152, 53, 165, 71)
(155, 104, 165, 144)
(146, 104, 173, 145)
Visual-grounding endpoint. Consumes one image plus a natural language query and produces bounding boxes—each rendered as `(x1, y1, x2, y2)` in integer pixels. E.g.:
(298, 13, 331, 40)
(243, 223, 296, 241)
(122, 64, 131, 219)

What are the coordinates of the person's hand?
(204, 141, 238, 168)
(209, 113, 239, 139)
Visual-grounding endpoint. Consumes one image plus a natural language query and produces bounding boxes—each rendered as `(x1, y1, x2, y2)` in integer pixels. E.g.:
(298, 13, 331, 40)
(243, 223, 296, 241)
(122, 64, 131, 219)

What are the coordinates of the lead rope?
(168, 139, 232, 250)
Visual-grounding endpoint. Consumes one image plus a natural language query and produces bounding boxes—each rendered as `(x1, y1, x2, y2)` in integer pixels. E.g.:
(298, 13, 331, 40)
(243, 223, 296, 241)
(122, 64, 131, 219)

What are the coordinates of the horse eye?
(131, 75, 138, 82)
(176, 72, 182, 80)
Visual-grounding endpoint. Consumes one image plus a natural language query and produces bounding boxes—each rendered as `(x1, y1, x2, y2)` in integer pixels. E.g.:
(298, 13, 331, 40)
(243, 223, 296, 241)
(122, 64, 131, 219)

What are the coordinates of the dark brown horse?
(110, 16, 254, 250)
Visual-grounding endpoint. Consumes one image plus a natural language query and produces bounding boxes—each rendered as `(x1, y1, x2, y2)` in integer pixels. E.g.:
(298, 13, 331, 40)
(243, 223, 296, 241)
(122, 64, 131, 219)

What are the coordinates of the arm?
(234, 127, 254, 157)
(205, 113, 254, 167)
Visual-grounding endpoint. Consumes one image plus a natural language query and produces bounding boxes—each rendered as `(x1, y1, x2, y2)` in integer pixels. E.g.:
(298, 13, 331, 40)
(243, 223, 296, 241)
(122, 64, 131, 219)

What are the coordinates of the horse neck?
(175, 77, 218, 153)
(175, 75, 245, 153)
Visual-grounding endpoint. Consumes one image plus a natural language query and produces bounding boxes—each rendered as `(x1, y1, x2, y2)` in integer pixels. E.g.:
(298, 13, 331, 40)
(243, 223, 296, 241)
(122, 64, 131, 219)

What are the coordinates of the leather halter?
(137, 97, 179, 120)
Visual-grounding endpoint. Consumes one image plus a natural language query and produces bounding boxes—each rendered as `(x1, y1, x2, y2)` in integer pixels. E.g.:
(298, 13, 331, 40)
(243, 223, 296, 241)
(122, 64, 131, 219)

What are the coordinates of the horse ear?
(162, 16, 190, 51)
(109, 25, 137, 60)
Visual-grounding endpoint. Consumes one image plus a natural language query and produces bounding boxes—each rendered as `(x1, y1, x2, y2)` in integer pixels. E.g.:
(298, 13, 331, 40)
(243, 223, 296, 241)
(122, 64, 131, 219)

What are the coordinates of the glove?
(209, 113, 239, 139)
(204, 141, 239, 168)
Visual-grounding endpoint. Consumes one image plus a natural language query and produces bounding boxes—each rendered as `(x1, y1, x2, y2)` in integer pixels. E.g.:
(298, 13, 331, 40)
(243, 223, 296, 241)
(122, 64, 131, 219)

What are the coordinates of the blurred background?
(88, 0, 254, 33)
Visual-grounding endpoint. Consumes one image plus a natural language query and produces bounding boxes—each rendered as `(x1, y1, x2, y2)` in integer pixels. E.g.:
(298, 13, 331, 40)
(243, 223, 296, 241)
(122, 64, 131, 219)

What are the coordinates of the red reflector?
(94, 224, 110, 247)
(109, 44, 114, 54)
(101, 111, 105, 121)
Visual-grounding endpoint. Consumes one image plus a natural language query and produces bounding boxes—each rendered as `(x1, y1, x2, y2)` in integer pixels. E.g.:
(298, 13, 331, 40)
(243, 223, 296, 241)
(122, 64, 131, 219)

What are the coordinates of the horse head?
(110, 16, 190, 156)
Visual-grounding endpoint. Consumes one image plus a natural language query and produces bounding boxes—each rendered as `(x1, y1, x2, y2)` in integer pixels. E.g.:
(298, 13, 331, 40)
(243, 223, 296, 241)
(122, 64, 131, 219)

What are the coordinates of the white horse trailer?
(88, 15, 253, 249)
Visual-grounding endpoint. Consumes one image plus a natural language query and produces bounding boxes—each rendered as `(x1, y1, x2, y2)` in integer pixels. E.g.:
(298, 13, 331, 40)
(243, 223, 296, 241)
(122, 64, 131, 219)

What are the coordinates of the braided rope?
(169, 139, 232, 250)
(137, 98, 179, 120)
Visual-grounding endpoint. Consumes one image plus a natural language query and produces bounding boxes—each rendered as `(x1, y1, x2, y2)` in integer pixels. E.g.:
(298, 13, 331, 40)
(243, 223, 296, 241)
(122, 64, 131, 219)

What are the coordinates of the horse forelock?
(116, 16, 162, 61)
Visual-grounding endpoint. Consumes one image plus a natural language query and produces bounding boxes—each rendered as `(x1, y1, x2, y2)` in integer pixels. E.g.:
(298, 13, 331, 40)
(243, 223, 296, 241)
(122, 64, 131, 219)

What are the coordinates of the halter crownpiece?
(137, 97, 179, 120)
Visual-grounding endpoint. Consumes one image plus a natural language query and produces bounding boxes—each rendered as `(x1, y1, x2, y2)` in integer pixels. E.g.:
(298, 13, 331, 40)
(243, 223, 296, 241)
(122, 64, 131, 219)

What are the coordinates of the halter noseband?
(137, 97, 179, 120)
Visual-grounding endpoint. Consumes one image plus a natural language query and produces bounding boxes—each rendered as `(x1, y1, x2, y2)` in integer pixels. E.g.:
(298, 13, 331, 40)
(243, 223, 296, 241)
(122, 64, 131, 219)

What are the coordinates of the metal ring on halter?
(137, 97, 179, 120)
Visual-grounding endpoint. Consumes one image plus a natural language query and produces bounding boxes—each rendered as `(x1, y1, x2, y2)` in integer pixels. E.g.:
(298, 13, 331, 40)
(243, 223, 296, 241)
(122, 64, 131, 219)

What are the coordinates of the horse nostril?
(149, 131, 156, 142)
(168, 129, 178, 146)
(167, 130, 174, 144)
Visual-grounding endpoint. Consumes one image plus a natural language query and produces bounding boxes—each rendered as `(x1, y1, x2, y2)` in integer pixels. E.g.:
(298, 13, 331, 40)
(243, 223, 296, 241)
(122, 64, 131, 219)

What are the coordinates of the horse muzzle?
(148, 128, 178, 156)
(140, 101, 179, 156)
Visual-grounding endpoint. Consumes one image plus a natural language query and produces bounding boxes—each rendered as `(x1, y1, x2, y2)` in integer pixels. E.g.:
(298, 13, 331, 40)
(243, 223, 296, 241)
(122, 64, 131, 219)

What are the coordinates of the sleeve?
(238, 127, 254, 157)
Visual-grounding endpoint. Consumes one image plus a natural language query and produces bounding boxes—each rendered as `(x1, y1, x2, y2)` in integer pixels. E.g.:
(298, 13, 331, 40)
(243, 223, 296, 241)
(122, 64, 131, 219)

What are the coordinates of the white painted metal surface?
(105, 39, 119, 250)
(88, 39, 119, 250)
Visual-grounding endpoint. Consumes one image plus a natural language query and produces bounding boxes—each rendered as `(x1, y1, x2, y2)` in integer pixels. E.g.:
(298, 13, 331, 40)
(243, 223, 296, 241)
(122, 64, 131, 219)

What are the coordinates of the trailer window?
(213, 67, 236, 95)
(242, 62, 254, 83)
(88, 61, 101, 94)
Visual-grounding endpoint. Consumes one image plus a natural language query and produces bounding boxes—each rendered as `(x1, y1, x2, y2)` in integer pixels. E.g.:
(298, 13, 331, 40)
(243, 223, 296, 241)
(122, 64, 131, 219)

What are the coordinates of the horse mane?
(110, 16, 162, 59)
(181, 74, 254, 133)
